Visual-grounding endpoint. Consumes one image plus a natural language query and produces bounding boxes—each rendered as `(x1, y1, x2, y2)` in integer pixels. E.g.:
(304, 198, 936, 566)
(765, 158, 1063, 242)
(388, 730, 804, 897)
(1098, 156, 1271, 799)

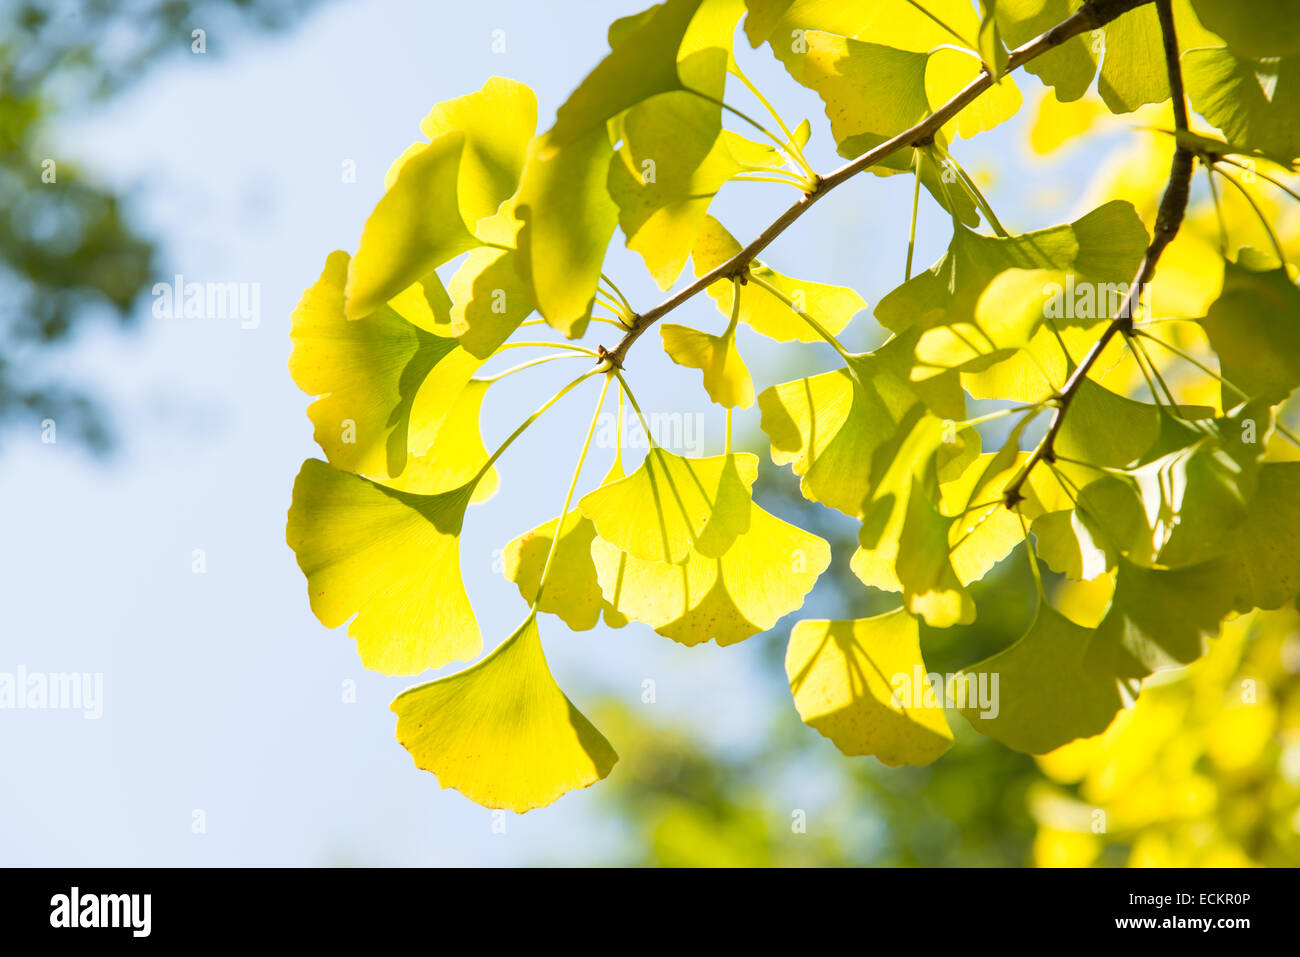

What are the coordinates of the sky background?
(0, 0, 1117, 865)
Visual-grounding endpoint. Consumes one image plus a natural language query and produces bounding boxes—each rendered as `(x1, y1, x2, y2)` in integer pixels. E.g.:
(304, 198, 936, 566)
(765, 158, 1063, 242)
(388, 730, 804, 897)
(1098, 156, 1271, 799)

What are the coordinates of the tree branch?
(1002, 0, 1193, 509)
(604, 0, 1154, 369)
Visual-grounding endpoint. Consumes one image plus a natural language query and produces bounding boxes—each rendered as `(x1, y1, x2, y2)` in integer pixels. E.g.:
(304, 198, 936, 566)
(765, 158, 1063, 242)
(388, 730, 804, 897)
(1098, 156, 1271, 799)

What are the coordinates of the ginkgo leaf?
(1199, 259, 1300, 405)
(591, 503, 831, 646)
(958, 603, 1134, 753)
(286, 459, 480, 675)
(609, 95, 767, 289)
(744, 0, 983, 54)
(1083, 555, 1237, 680)
(894, 478, 976, 627)
(925, 47, 1023, 141)
(1225, 462, 1300, 611)
(447, 246, 534, 358)
(515, 128, 619, 338)
(504, 509, 607, 632)
(692, 216, 867, 341)
(579, 451, 758, 563)
(290, 251, 479, 480)
(391, 614, 617, 812)
(1184, 49, 1300, 163)
(759, 366, 917, 517)
(941, 449, 1047, 585)
(1055, 378, 1161, 468)
(994, 0, 1168, 113)
(875, 201, 1149, 336)
(851, 408, 979, 600)
(544, 0, 705, 154)
(386, 378, 498, 504)
(1031, 508, 1110, 581)
(661, 322, 755, 408)
(1190, 0, 1300, 59)
(345, 131, 479, 321)
(913, 267, 1064, 377)
(786, 609, 954, 767)
(419, 75, 538, 228)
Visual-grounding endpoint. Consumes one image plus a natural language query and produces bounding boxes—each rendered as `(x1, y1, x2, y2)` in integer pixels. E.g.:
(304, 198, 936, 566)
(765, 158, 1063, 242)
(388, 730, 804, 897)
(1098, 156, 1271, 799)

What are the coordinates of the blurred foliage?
(0, 0, 318, 449)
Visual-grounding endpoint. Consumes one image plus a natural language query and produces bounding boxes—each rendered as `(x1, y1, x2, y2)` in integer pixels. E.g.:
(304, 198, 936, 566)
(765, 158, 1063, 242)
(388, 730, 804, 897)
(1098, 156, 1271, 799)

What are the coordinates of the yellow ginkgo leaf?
(286, 459, 480, 675)
(591, 503, 831, 646)
(925, 47, 1022, 141)
(579, 450, 758, 563)
(914, 268, 1067, 378)
(504, 509, 608, 632)
(786, 608, 954, 767)
(392, 614, 617, 812)
(447, 245, 534, 358)
(419, 75, 537, 228)
(608, 93, 767, 289)
(758, 366, 921, 518)
(290, 251, 474, 481)
(345, 131, 479, 321)
(515, 128, 619, 338)
(385, 378, 498, 504)
(660, 322, 755, 408)
(691, 216, 866, 342)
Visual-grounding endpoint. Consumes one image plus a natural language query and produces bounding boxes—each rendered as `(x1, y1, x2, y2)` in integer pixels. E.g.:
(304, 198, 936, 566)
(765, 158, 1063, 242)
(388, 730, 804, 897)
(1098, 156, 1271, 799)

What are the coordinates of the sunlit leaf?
(591, 503, 831, 646)
(691, 215, 867, 341)
(1083, 555, 1237, 679)
(959, 602, 1134, 753)
(1184, 49, 1300, 163)
(661, 322, 755, 408)
(786, 609, 954, 767)
(419, 76, 538, 227)
(286, 459, 480, 675)
(1199, 259, 1300, 405)
(345, 132, 478, 321)
(579, 451, 758, 563)
(392, 614, 617, 812)
(515, 128, 619, 337)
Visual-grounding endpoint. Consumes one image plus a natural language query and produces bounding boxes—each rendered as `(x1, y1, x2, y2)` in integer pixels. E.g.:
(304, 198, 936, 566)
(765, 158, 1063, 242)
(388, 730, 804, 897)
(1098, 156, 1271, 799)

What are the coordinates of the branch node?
(596, 344, 623, 371)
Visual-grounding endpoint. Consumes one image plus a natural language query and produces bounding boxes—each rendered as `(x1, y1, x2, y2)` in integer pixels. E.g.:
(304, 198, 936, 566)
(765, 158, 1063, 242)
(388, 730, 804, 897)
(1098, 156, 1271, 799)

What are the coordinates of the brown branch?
(604, 0, 1154, 369)
(1002, 0, 1193, 509)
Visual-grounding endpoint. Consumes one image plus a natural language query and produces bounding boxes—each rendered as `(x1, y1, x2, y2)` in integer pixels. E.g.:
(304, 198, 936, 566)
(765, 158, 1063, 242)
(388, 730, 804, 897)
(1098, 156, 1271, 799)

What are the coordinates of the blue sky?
(0, 0, 1114, 865)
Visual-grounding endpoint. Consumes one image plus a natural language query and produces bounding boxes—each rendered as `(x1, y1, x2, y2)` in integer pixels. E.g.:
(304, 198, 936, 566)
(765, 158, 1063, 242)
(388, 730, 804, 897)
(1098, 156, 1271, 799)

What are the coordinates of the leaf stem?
(745, 272, 854, 362)
(532, 374, 613, 605)
(477, 368, 601, 481)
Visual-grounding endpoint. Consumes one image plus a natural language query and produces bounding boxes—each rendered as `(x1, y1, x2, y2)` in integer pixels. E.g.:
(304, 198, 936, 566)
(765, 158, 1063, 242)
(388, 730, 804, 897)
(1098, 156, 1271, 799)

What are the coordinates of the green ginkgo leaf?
(286, 459, 480, 675)
(1184, 48, 1300, 163)
(514, 128, 619, 338)
(875, 201, 1149, 336)
(345, 131, 479, 321)
(744, 0, 983, 53)
(691, 216, 867, 342)
(419, 75, 538, 228)
(958, 602, 1134, 754)
(290, 251, 478, 480)
(786, 608, 954, 767)
(579, 451, 758, 563)
(1226, 462, 1300, 611)
(661, 322, 755, 408)
(1031, 508, 1110, 581)
(391, 614, 617, 812)
(1055, 378, 1162, 468)
(590, 502, 831, 646)
(1083, 555, 1237, 680)
(1199, 259, 1300, 406)
(1190, 0, 1300, 60)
